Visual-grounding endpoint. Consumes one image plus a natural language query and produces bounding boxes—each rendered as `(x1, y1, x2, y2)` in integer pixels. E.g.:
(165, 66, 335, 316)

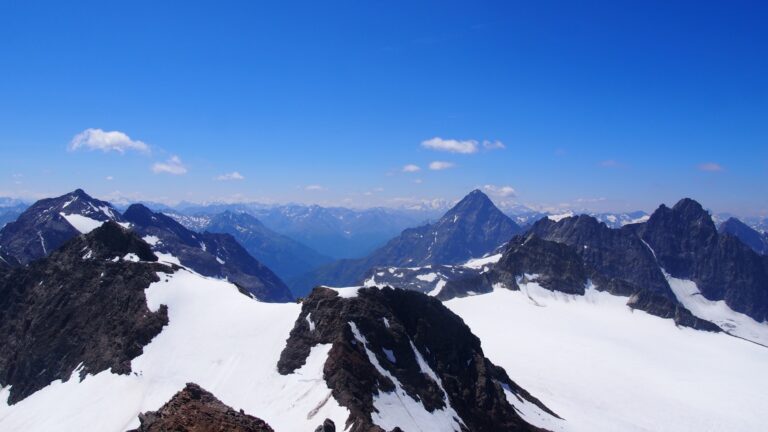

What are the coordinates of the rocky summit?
(278, 286, 559, 432)
(129, 383, 274, 432)
(0, 221, 170, 404)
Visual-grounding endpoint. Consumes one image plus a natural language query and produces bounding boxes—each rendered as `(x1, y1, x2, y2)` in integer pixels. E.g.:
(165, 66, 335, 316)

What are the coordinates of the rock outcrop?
(0, 221, 170, 404)
(129, 383, 274, 432)
(279, 286, 558, 432)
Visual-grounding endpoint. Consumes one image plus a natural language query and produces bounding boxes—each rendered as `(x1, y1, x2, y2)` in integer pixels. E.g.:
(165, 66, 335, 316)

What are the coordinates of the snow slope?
(664, 271, 768, 346)
(0, 267, 349, 432)
(446, 283, 768, 432)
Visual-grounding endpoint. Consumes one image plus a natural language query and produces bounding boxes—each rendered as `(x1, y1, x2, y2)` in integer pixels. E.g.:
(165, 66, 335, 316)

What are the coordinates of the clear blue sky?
(1, 1, 766, 215)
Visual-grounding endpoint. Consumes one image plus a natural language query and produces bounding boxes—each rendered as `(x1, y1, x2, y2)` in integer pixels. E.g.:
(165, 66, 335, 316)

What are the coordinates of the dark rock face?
(129, 383, 274, 432)
(314, 419, 336, 432)
(627, 289, 721, 332)
(529, 215, 672, 298)
(719, 217, 768, 255)
(292, 190, 522, 296)
(362, 263, 487, 297)
(279, 287, 557, 432)
(0, 189, 122, 265)
(0, 222, 170, 404)
(635, 199, 768, 322)
(204, 210, 332, 280)
(493, 234, 589, 295)
(123, 204, 293, 302)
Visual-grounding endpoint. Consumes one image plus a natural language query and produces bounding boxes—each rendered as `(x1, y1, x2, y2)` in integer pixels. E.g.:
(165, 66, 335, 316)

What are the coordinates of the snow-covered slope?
(446, 284, 768, 432)
(0, 267, 348, 431)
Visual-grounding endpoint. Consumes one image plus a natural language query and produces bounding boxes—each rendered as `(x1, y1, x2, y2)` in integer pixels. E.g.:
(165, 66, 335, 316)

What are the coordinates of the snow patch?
(60, 213, 104, 234)
(348, 322, 464, 432)
(664, 271, 768, 346)
(142, 235, 160, 246)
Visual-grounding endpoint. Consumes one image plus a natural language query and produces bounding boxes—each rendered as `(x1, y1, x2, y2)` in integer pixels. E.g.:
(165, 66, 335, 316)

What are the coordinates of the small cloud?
(698, 162, 724, 172)
(305, 184, 325, 191)
(152, 155, 187, 175)
(429, 161, 455, 170)
(215, 171, 245, 181)
(414, 178, 423, 184)
(482, 140, 505, 150)
(421, 137, 478, 154)
(599, 159, 622, 168)
(554, 148, 568, 157)
(69, 128, 150, 154)
(402, 164, 421, 173)
(483, 184, 516, 197)
(105, 176, 114, 181)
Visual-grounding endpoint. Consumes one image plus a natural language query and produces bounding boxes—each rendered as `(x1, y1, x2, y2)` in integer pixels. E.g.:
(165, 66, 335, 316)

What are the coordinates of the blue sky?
(1, 1, 766, 215)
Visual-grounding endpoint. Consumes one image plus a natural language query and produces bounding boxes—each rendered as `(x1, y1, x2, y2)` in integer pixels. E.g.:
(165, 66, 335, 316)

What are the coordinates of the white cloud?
(69, 128, 150, 154)
(698, 162, 724, 172)
(414, 178, 423, 184)
(152, 155, 187, 175)
(421, 137, 478, 154)
(483, 184, 517, 197)
(402, 164, 421, 173)
(305, 184, 325, 191)
(105, 176, 114, 181)
(215, 171, 245, 181)
(429, 161, 455, 170)
(482, 140, 505, 150)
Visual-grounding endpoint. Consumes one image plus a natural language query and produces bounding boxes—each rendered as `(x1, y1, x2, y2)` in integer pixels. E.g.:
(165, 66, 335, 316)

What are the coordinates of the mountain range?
(0, 189, 767, 431)
(290, 190, 523, 296)
(0, 190, 291, 302)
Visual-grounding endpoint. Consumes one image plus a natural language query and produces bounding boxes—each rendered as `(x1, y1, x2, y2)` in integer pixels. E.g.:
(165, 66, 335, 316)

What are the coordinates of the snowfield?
(2, 263, 767, 432)
(446, 283, 768, 432)
(0, 267, 349, 432)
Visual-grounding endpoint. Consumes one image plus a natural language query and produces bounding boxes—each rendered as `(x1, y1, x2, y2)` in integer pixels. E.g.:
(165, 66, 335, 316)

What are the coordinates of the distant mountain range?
(1, 190, 767, 431)
(290, 190, 523, 296)
(363, 197, 768, 346)
(0, 190, 291, 302)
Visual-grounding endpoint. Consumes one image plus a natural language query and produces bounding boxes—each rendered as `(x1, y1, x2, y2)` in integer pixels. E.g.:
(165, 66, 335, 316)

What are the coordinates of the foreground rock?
(279, 286, 559, 432)
(0, 221, 170, 404)
(129, 383, 274, 432)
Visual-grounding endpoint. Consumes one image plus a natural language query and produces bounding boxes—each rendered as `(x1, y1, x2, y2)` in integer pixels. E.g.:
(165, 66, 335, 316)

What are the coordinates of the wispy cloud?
(305, 184, 325, 191)
(421, 137, 478, 154)
(105, 176, 114, 181)
(215, 171, 245, 181)
(483, 184, 516, 197)
(152, 155, 187, 175)
(599, 159, 623, 168)
(69, 128, 150, 154)
(698, 162, 724, 172)
(429, 161, 455, 170)
(402, 164, 421, 173)
(482, 140, 505, 150)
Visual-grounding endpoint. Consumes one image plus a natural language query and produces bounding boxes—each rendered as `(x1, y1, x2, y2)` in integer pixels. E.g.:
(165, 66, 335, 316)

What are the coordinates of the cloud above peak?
(215, 171, 245, 181)
(69, 128, 149, 154)
(483, 184, 516, 197)
(152, 155, 187, 175)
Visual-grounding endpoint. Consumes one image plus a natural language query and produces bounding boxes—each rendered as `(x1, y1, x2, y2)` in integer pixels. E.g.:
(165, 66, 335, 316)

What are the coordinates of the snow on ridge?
(0, 267, 350, 432)
(547, 212, 574, 222)
(663, 270, 768, 346)
(463, 253, 502, 269)
(60, 213, 105, 234)
(348, 321, 465, 432)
